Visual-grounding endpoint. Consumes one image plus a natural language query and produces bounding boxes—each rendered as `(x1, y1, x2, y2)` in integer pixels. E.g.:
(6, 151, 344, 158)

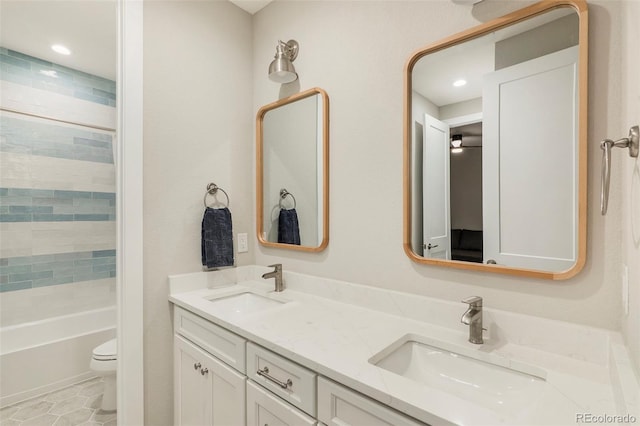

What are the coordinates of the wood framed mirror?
(403, 0, 588, 279)
(257, 87, 329, 252)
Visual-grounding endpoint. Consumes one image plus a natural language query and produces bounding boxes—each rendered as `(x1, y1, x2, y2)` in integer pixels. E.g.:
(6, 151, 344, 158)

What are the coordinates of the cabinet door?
(246, 381, 316, 426)
(205, 346, 247, 426)
(317, 377, 425, 426)
(175, 335, 208, 426)
(175, 335, 246, 426)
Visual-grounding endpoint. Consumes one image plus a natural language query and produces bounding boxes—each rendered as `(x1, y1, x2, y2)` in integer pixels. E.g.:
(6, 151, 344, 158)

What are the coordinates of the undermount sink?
(206, 292, 285, 318)
(370, 335, 547, 411)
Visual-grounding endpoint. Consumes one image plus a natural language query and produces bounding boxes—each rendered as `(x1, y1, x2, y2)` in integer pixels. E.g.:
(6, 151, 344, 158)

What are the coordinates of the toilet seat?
(92, 338, 117, 361)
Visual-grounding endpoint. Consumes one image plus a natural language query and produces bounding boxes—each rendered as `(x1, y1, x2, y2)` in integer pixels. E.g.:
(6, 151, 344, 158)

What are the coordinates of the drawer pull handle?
(257, 366, 293, 389)
(201, 367, 209, 376)
(194, 362, 201, 370)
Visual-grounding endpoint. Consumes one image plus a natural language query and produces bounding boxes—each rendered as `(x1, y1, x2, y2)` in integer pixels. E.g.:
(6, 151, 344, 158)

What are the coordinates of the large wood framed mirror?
(403, 0, 588, 279)
(257, 88, 329, 252)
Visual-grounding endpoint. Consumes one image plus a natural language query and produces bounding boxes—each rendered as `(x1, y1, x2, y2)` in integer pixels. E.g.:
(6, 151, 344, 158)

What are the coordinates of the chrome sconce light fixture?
(268, 40, 299, 83)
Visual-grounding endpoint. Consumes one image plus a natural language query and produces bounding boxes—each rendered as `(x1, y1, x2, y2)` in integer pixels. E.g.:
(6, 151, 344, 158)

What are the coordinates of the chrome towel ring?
(279, 188, 297, 210)
(600, 125, 638, 215)
(204, 183, 230, 208)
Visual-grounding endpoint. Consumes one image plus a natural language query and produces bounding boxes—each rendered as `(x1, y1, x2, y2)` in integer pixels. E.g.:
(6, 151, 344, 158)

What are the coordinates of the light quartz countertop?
(168, 266, 638, 426)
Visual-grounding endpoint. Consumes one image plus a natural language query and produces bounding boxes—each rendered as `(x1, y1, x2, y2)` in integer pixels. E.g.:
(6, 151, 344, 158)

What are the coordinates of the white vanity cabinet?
(172, 305, 426, 426)
(173, 307, 247, 426)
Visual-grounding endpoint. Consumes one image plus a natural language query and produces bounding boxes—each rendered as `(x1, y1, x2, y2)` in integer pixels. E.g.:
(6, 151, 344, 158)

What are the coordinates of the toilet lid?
(93, 338, 117, 360)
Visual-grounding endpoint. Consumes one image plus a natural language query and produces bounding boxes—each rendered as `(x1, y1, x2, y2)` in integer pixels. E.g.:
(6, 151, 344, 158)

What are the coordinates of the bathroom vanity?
(169, 266, 637, 426)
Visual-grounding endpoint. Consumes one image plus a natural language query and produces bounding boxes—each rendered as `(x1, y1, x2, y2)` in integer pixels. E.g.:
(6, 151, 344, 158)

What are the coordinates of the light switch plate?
(238, 233, 248, 253)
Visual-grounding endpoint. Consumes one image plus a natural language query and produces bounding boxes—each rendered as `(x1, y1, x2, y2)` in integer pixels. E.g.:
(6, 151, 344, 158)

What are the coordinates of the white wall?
(620, 0, 640, 375)
(439, 97, 482, 121)
(139, 0, 636, 419)
(253, 1, 625, 331)
(143, 1, 252, 424)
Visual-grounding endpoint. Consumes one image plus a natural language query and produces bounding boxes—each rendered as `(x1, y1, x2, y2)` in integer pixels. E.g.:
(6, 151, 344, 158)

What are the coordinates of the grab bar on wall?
(600, 125, 639, 215)
(279, 188, 297, 210)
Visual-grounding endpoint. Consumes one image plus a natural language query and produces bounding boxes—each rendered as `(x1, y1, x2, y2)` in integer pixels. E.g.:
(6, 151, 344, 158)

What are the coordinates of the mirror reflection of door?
(483, 46, 578, 271)
(422, 114, 450, 260)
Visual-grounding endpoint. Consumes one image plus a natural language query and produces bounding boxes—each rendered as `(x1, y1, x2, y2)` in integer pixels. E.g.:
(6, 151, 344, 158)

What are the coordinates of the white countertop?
(168, 266, 637, 426)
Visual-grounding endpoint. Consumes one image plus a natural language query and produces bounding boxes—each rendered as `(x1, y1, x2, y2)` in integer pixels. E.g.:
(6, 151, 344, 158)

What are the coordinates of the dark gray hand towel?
(277, 208, 301, 245)
(201, 207, 234, 268)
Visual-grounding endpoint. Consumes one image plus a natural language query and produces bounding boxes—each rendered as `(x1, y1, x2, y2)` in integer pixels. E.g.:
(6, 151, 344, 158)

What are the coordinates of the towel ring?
(204, 183, 230, 208)
(279, 188, 296, 210)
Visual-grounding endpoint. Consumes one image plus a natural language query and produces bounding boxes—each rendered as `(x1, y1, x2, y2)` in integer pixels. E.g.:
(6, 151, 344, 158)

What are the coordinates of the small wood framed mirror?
(257, 88, 330, 252)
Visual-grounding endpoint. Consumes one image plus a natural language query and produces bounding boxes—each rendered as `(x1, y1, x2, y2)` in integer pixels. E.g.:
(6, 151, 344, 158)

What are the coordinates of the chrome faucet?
(461, 296, 485, 344)
(262, 264, 283, 292)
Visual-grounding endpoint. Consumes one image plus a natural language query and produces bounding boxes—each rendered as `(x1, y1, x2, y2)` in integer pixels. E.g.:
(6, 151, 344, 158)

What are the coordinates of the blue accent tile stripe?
(0, 188, 115, 222)
(0, 47, 116, 107)
(0, 250, 116, 292)
(0, 115, 114, 164)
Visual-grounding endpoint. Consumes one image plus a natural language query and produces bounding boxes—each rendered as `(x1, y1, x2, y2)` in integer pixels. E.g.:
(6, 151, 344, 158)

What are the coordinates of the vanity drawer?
(174, 307, 246, 373)
(317, 377, 426, 426)
(246, 342, 317, 416)
(247, 380, 316, 426)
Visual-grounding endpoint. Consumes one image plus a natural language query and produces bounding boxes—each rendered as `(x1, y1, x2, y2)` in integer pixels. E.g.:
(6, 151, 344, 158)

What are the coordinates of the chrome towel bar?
(600, 125, 638, 215)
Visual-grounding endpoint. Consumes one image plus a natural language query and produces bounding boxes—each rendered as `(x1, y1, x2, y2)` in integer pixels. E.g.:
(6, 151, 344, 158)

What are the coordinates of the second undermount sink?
(206, 292, 285, 318)
(370, 335, 547, 411)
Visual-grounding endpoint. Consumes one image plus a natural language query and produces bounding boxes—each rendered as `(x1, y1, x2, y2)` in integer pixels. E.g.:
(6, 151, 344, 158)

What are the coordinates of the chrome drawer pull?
(257, 366, 293, 389)
(201, 367, 209, 376)
(193, 362, 201, 370)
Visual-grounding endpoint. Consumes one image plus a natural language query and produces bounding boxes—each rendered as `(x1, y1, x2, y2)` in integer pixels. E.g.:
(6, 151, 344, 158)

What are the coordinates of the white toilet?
(90, 338, 117, 411)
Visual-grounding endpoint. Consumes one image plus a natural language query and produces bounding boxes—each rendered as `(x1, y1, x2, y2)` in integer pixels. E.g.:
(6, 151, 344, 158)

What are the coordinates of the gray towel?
(201, 207, 234, 268)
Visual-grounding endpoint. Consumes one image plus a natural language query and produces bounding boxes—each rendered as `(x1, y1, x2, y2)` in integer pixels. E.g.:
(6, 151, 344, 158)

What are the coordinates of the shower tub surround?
(0, 306, 116, 407)
(169, 265, 639, 425)
(0, 48, 117, 408)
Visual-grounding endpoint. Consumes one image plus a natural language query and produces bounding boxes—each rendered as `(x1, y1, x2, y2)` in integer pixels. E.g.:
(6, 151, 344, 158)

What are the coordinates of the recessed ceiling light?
(51, 44, 71, 55)
(453, 79, 467, 87)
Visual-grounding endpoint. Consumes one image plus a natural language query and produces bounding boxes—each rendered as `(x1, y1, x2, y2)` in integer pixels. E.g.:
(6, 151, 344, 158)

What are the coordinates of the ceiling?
(412, 7, 575, 108)
(229, 0, 272, 14)
(0, 0, 273, 82)
(0, 0, 117, 81)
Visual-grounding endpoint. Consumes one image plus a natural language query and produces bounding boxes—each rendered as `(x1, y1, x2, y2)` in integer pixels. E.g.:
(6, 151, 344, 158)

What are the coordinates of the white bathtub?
(0, 306, 116, 407)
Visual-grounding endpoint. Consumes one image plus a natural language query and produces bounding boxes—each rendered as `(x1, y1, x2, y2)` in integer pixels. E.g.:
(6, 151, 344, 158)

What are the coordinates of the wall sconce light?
(451, 134, 463, 153)
(268, 40, 299, 83)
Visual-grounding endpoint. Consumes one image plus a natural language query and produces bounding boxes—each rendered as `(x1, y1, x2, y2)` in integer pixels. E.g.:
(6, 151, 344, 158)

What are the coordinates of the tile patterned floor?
(0, 378, 116, 426)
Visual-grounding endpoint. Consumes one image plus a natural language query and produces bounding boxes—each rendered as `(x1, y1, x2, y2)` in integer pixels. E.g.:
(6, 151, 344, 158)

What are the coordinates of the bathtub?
(0, 306, 116, 408)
